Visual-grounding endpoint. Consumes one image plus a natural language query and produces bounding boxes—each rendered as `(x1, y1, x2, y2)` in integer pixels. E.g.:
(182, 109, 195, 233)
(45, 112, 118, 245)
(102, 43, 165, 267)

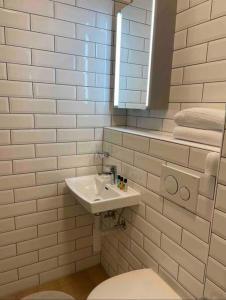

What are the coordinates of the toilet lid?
(21, 291, 75, 300)
(88, 269, 181, 300)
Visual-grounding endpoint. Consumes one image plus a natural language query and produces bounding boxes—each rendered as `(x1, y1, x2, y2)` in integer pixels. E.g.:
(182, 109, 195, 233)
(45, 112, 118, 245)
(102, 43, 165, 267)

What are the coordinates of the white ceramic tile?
(208, 37, 226, 62)
(15, 210, 57, 229)
(212, 0, 226, 19)
(58, 154, 100, 169)
(5, 28, 54, 51)
(35, 114, 76, 129)
(39, 241, 75, 261)
(178, 267, 204, 299)
(0, 96, 8, 111)
(57, 129, 94, 142)
(0, 252, 38, 273)
(149, 140, 189, 166)
(0, 245, 16, 261)
(77, 115, 111, 128)
(33, 83, 76, 100)
(8, 64, 55, 83)
(77, 0, 113, 14)
(31, 15, 75, 38)
(177, 0, 189, 12)
(77, 87, 111, 102)
(37, 195, 75, 212)
(146, 207, 182, 244)
(38, 219, 75, 237)
(0, 114, 34, 129)
(13, 157, 57, 174)
(58, 225, 92, 243)
(144, 237, 179, 279)
(0, 190, 14, 205)
(212, 209, 226, 239)
(76, 57, 112, 74)
(0, 45, 31, 64)
(0, 81, 32, 98)
(207, 257, 226, 290)
(10, 98, 56, 114)
(0, 276, 39, 298)
(197, 194, 214, 221)
(35, 143, 76, 157)
(131, 241, 158, 270)
(96, 13, 114, 31)
(123, 133, 149, 154)
(19, 258, 57, 279)
(55, 3, 95, 26)
(4, 0, 54, 17)
(15, 184, 57, 203)
(0, 63, 6, 79)
(32, 50, 76, 70)
(0, 26, 5, 44)
(170, 84, 203, 103)
(40, 264, 75, 284)
(188, 16, 226, 46)
(0, 8, 30, 30)
(216, 184, 226, 213)
(0, 174, 35, 191)
(162, 235, 205, 282)
(176, 1, 211, 31)
(164, 200, 210, 242)
(0, 145, 35, 161)
(174, 30, 187, 51)
(111, 144, 134, 165)
(184, 60, 226, 84)
(0, 270, 17, 286)
(11, 130, 56, 145)
(56, 70, 95, 86)
(210, 234, 226, 266)
(36, 168, 75, 185)
(77, 141, 102, 154)
(173, 44, 207, 67)
(182, 230, 209, 263)
(121, 163, 147, 187)
(0, 218, 14, 234)
(0, 201, 36, 220)
(204, 279, 226, 300)
(0, 227, 37, 247)
(77, 24, 112, 45)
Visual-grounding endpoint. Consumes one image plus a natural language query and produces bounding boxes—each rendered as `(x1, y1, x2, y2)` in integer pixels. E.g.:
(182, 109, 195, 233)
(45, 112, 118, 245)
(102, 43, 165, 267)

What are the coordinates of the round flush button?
(180, 187, 190, 201)
(165, 176, 178, 195)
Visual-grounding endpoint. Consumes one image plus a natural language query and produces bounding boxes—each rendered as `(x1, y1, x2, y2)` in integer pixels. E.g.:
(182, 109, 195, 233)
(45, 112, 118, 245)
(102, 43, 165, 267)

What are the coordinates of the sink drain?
(94, 198, 101, 202)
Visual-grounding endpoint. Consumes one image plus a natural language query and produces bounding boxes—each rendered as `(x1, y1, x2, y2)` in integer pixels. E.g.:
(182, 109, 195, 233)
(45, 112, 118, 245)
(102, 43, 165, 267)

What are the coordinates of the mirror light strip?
(114, 12, 122, 107)
(146, 0, 156, 108)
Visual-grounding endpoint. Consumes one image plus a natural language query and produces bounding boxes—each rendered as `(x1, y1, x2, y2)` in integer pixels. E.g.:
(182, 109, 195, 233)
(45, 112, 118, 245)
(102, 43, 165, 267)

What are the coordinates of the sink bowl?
(65, 175, 140, 214)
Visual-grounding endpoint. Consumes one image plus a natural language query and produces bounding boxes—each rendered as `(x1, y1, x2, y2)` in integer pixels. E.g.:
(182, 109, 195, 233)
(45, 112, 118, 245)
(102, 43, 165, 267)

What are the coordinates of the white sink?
(65, 175, 140, 214)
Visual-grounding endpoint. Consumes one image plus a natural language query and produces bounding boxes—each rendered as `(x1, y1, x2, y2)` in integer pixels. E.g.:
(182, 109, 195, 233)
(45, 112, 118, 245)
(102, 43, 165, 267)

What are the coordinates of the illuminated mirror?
(114, 0, 177, 110)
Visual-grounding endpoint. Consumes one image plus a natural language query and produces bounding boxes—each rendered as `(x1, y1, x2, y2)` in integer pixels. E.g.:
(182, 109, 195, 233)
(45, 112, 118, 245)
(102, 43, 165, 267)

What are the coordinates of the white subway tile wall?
(101, 127, 225, 299)
(0, 0, 126, 296)
(128, 0, 226, 133)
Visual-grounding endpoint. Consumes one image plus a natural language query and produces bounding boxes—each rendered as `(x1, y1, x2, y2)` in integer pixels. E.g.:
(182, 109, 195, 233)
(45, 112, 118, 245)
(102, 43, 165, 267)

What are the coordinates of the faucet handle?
(97, 152, 110, 160)
(110, 165, 117, 173)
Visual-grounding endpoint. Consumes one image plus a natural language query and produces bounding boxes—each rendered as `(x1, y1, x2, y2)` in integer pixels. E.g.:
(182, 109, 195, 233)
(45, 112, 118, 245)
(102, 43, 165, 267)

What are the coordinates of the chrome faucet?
(101, 165, 117, 185)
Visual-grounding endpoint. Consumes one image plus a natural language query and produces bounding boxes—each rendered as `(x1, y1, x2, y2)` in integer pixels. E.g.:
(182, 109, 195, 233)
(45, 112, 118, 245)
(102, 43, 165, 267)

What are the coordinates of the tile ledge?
(105, 126, 221, 152)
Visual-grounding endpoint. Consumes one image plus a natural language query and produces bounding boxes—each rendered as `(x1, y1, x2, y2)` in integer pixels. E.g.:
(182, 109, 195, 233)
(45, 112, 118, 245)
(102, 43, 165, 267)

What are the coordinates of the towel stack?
(173, 108, 225, 147)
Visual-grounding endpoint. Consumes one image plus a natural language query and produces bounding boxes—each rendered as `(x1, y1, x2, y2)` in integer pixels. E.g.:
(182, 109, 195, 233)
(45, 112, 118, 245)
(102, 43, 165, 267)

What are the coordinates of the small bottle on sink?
(124, 178, 128, 192)
(120, 177, 124, 190)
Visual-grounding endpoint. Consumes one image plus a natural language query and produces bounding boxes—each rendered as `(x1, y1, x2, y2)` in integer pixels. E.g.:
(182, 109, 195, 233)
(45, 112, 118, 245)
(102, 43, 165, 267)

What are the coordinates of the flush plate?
(160, 164, 200, 213)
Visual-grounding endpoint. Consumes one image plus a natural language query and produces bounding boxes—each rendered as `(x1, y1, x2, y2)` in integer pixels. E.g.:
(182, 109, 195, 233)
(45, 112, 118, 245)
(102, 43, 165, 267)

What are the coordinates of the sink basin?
(65, 175, 140, 214)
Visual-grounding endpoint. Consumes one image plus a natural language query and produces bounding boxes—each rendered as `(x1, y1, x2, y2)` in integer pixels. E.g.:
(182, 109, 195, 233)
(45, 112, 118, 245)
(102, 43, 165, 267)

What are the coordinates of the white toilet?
(88, 269, 181, 300)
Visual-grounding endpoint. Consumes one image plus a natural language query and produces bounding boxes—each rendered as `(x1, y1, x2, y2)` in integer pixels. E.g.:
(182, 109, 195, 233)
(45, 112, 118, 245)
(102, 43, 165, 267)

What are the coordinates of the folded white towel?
(174, 108, 225, 131)
(173, 126, 222, 147)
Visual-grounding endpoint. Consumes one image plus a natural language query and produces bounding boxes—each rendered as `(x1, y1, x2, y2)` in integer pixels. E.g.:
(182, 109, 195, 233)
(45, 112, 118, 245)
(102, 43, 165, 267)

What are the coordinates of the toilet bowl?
(21, 291, 75, 300)
(88, 269, 181, 300)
